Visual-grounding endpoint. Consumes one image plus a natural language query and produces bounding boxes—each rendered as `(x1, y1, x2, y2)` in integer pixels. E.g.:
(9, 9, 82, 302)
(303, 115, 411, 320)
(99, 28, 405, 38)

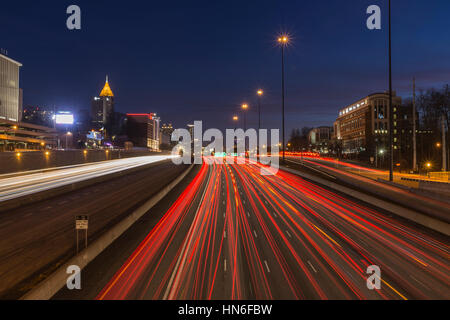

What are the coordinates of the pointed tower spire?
(99, 75, 114, 97)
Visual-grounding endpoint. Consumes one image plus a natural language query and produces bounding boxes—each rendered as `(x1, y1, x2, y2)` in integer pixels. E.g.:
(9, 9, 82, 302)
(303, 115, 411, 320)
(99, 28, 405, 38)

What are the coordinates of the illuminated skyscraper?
(0, 52, 22, 122)
(91, 76, 114, 128)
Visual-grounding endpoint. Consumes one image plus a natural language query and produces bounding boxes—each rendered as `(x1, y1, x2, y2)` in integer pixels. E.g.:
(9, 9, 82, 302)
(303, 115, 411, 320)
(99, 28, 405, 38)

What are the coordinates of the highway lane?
(96, 157, 450, 300)
(0, 160, 187, 299)
(287, 155, 449, 185)
(0, 155, 176, 202)
(286, 155, 450, 219)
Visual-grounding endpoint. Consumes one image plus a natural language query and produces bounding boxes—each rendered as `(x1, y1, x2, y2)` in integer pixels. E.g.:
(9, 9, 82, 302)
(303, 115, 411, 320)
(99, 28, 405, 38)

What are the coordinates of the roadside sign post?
(75, 215, 89, 254)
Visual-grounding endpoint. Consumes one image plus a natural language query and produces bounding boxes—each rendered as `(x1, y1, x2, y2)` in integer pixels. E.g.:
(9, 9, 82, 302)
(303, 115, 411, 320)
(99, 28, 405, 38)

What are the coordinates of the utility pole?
(413, 77, 417, 172)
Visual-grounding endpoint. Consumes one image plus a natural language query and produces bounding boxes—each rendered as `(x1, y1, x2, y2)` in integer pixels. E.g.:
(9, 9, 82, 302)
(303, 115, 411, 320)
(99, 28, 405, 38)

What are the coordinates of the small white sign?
(75, 215, 89, 230)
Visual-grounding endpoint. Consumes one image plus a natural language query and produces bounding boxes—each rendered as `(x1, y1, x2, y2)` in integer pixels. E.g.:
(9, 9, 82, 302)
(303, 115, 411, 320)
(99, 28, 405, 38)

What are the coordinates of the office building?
(308, 126, 333, 153)
(0, 53, 22, 122)
(126, 113, 161, 151)
(91, 76, 114, 128)
(161, 123, 174, 146)
(333, 92, 401, 157)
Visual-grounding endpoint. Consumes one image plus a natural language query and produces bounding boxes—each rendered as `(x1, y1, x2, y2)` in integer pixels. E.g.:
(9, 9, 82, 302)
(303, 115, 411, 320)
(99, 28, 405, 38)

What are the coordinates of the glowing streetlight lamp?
(241, 103, 249, 131)
(65, 131, 72, 150)
(277, 34, 289, 162)
(257, 89, 263, 133)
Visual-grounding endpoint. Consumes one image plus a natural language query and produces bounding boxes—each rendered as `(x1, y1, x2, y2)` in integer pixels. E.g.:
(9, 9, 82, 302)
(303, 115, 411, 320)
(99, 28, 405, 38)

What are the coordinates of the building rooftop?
(0, 53, 22, 67)
(99, 76, 114, 97)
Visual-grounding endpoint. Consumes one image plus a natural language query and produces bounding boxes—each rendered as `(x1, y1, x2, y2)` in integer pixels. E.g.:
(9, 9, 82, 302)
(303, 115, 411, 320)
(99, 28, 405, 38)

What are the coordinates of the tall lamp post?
(278, 35, 289, 162)
(66, 131, 72, 150)
(388, 0, 394, 181)
(241, 103, 248, 131)
(257, 89, 263, 132)
(232, 115, 239, 155)
(257, 89, 263, 156)
(232, 115, 239, 129)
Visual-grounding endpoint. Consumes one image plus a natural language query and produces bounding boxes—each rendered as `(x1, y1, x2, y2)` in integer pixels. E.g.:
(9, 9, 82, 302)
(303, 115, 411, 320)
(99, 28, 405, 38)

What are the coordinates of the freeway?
(0, 155, 175, 202)
(287, 155, 449, 186)
(0, 159, 187, 299)
(95, 157, 449, 300)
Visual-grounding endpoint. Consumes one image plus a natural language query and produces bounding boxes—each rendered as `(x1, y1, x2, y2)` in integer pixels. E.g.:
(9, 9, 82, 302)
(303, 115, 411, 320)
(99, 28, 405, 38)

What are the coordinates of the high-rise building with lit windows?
(0, 53, 22, 122)
(91, 76, 114, 128)
(126, 113, 161, 151)
(333, 92, 401, 157)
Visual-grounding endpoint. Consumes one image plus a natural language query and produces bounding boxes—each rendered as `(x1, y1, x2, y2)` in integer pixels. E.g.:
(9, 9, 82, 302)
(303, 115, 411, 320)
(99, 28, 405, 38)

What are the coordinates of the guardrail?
(428, 171, 450, 182)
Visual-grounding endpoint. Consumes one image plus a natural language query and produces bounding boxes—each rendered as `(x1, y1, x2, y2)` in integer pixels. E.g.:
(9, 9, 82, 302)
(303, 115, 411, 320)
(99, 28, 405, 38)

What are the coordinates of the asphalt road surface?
(0, 155, 175, 202)
(0, 159, 186, 299)
(79, 157, 449, 300)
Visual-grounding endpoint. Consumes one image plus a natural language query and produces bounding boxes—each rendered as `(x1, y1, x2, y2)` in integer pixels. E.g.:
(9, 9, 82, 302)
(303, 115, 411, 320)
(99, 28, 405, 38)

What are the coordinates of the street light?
(388, 0, 394, 181)
(257, 89, 263, 132)
(241, 103, 248, 132)
(65, 131, 72, 150)
(277, 34, 289, 162)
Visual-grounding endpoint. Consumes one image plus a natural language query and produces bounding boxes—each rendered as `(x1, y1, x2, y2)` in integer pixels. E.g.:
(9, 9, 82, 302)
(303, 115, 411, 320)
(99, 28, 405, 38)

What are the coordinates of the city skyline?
(0, 0, 449, 306)
(1, 0, 449, 133)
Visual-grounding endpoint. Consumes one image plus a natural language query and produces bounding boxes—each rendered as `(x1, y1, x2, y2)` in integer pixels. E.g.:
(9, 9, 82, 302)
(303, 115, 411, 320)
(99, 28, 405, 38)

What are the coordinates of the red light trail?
(97, 157, 450, 300)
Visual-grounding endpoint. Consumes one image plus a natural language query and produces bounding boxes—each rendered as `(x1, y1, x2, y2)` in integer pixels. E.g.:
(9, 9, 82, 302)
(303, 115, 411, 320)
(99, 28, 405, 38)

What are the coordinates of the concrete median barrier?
(20, 163, 194, 300)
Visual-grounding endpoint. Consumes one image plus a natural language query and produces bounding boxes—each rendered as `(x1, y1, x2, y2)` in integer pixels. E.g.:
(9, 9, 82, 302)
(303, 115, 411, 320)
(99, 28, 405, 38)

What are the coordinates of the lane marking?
(307, 260, 318, 273)
(223, 231, 226, 239)
(264, 260, 271, 273)
(253, 230, 258, 238)
(410, 275, 430, 290)
(380, 277, 408, 300)
(224, 259, 227, 272)
(312, 224, 341, 248)
(285, 230, 292, 238)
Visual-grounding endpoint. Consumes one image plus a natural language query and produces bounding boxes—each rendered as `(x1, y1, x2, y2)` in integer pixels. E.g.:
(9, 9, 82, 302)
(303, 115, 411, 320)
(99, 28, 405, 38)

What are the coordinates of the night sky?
(1, 0, 449, 133)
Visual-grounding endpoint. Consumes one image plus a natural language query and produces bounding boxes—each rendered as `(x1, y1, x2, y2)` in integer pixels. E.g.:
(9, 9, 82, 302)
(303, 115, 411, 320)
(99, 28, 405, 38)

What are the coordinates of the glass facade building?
(0, 53, 22, 122)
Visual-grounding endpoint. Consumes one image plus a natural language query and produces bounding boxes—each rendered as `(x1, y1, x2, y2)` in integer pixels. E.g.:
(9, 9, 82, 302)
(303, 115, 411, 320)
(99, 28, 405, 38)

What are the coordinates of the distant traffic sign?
(75, 215, 89, 230)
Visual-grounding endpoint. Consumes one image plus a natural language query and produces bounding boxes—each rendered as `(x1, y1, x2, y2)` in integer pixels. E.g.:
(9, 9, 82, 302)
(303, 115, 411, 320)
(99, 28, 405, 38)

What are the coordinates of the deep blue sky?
(1, 0, 449, 133)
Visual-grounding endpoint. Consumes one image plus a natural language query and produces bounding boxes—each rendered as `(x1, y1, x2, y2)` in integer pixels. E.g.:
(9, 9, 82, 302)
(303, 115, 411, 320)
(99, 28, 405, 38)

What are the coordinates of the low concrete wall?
(21, 164, 194, 300)
(0, 149, 168, 174)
